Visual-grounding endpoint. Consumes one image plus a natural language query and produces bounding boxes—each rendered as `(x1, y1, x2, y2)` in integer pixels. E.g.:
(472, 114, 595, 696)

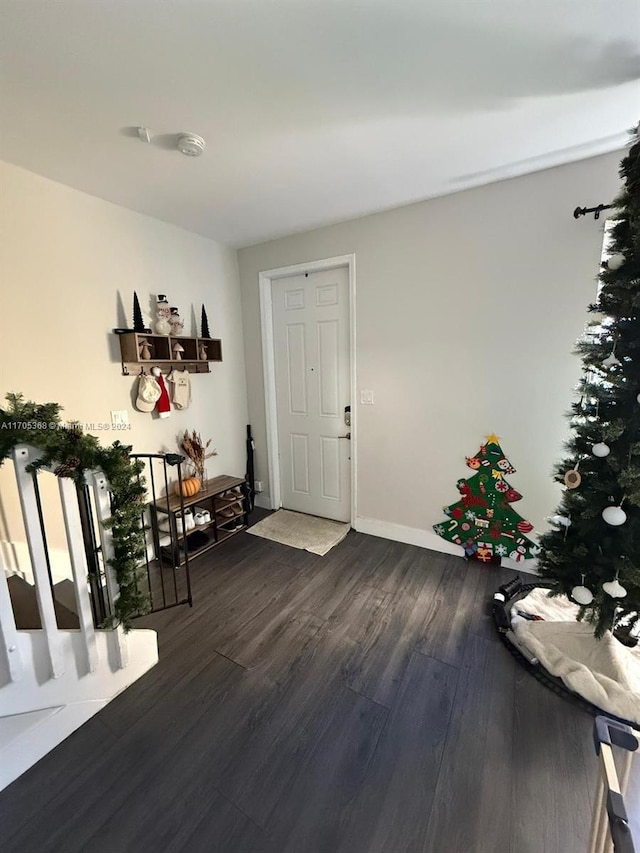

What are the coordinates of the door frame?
(258, 254, 357, 523)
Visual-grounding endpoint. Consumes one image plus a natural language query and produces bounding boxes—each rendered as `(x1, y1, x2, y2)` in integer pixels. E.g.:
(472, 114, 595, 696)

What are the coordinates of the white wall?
(0, 161, 248, 574)
(238, 151, 623, 553)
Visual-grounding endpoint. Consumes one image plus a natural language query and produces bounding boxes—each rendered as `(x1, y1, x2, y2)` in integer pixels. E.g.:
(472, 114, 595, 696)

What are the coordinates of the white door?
(272, 267, 351, 522)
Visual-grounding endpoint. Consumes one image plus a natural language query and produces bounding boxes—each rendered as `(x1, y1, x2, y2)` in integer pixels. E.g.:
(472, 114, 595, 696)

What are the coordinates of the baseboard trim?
(353, 515, 539, 574)
(500, 555, 540, 574)
(0, 699, 107, 791)
(353, 516, 463, 555)
(254, 495, 272, 510)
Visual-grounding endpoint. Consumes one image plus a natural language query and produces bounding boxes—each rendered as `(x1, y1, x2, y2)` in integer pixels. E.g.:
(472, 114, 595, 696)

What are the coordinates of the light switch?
(360, 390, 374, 405)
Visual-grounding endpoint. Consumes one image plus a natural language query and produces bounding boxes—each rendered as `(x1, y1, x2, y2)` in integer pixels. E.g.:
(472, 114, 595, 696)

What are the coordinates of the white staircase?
(0, 445, 159, 791)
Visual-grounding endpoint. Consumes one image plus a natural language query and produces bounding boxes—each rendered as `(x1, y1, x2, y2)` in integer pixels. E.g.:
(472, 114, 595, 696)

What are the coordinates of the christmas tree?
(537, 129, 640, 639)
(434, 434, 538, 564)
(132, 291, 150, 333)
(201, 304, 211, 338)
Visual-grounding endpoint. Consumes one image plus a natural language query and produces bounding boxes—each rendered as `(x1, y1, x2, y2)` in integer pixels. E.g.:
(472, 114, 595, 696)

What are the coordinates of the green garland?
(0, 393, 150, 629)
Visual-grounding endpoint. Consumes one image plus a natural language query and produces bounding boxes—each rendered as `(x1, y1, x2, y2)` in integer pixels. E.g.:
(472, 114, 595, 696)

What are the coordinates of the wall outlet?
(254, 481, 264, 493)
(110, 409, 129, 426)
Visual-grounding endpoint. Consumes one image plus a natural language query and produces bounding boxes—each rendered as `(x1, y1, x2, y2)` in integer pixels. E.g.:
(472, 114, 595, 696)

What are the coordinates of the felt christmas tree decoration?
(434, 434, 538, 564)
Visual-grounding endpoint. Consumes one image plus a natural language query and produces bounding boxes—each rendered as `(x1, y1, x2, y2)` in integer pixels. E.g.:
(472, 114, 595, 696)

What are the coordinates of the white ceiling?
(1, 0, 638, 247)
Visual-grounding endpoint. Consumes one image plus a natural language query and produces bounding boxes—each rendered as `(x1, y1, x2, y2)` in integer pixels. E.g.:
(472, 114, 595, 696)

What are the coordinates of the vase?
(192, 462, 207, 489)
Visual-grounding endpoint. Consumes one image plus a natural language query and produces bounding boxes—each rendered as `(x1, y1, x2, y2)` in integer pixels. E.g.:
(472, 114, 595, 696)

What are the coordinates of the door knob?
(338, 432, 351, 440)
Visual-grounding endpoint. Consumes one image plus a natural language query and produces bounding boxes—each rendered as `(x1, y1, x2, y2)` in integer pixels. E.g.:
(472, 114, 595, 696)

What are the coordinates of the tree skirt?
(512, 588, 640, 726)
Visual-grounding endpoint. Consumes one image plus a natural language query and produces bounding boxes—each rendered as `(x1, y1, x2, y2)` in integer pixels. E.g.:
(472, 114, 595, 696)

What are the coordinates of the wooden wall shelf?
(117, 332, 222, 376)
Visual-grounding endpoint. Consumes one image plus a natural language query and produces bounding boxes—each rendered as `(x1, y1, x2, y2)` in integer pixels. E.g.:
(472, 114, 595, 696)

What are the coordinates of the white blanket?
(512, 588, 640, 726)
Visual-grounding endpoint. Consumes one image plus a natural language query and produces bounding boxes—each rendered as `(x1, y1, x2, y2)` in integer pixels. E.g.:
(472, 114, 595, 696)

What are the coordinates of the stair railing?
(0, 445, 127, 683)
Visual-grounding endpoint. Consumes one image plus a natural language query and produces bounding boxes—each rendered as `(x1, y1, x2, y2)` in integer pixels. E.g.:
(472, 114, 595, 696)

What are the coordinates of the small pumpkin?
(174, 476, 201, 497)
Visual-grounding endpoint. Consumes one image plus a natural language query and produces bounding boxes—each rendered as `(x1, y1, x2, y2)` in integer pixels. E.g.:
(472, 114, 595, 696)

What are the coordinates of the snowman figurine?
(169, 307, 184, 336)
(154, 295, 172, 335)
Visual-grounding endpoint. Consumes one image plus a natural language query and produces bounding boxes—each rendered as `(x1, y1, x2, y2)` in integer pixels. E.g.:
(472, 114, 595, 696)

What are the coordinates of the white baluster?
(0, 550, 23, 682)
(58, 477, 98, 673)
(12, 446, 64, 679)
(89, 471, 128, 669)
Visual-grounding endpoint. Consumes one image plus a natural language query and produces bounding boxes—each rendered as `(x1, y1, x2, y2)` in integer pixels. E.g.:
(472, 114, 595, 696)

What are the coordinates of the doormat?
(247, 509, 350, 556)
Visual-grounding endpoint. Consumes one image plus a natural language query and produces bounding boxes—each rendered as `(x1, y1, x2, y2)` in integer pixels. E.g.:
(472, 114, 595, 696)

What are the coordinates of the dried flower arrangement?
(180, 429, 217, 484)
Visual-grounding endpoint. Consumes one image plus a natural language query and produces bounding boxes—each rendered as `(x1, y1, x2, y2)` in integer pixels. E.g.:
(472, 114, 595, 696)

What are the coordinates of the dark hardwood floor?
(1, 513, 637, 852)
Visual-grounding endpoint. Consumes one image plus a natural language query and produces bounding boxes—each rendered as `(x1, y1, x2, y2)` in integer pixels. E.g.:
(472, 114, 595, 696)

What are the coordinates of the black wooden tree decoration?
(201, 305, 211, 338)
(132, 291, 148, 333)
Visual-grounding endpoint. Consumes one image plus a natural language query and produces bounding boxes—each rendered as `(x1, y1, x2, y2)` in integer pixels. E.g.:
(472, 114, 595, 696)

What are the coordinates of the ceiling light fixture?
(177, 133, 206, 157)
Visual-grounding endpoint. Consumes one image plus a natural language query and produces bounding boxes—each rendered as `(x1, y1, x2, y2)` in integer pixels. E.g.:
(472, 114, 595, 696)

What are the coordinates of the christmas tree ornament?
(606, 253, 625, 270)
(564, 464, 581, 488)
(550, 515, 571, 527)
(602, 351, 621, 368)
(497, 458, 516, 474)
(592, 443, 610, 458)
(602, 575, 627, 599)
(601, 337, 621, 368)
(433, 436, 538, 563)
(601, 505, 627, 527)
(571, 575, 594, 605)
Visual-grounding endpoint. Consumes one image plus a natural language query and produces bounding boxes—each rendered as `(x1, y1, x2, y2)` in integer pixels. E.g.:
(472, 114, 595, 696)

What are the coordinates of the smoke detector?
(177, 133, 206, 157)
